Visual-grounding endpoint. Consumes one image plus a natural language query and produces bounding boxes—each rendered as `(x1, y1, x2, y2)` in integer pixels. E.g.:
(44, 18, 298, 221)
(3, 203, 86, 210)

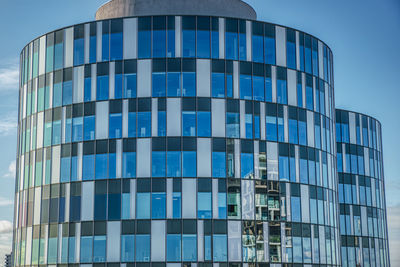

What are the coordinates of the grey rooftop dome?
(95, 0, 257, 20)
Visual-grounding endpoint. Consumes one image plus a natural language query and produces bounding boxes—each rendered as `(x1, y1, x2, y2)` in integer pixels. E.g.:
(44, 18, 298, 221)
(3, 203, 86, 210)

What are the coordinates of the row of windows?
(17, 138, 336, 192)
(338, 174, 385, 209)
(339, 204, 387, 239)
(340, 236, 388, 267)
(20, 16, 333, 87)
(337, 144, 382, 179)
(13, 220, 339, 265)
(18, 100, 335, 156)
(20, 61, 334, 121)
(16, 179, 337, 228)
(335, 110, 380, 151)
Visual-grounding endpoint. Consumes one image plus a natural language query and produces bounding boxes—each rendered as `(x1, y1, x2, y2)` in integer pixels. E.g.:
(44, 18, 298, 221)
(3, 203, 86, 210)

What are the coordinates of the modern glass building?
(336, 110, 390, 266)
(12, 0, 389, 266)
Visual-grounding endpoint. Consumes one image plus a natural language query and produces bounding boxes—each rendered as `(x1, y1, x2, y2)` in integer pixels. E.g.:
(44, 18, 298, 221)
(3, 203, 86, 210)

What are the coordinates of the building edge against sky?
(12, 0, 389, 266)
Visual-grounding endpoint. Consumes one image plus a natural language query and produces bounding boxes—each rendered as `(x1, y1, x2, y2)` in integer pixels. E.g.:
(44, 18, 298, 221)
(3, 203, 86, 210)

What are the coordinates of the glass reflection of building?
(12, 0, 389, 266)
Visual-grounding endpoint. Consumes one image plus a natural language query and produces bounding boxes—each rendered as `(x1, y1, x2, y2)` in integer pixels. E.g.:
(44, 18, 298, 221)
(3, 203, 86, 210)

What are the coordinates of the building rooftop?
(95, 0, 257, 21)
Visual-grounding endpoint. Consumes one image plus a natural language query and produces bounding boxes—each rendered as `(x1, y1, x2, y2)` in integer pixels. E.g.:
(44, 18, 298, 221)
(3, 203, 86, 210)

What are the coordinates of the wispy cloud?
(387, 204, 400, 266)
(0, 197, 13, 207)
(0, 114, 17, 136)
(0, 62, 19, 91)
(2, 160, 16, 179)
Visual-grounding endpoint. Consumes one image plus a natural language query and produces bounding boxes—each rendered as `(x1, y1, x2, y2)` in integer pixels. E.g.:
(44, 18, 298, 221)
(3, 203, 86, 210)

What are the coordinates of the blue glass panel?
(240, 74, 252, 100)
(167, 151, 181, 177)
(121, 235, 135, 262)
(173, 192, 181, 218)
(167, 72, 181, 96)
(167, 235, 181, 261)
(254, 115, 260, 139)
(72, 117, 83, 142)
(74, 38, 84, 66)
(226, 74, 233, 98)
(80, 236, 93, 263)
(138, 112, 151, 137)
(108, 193, 121, 220)
(198, 192, 212, 219)
(84, 116, 95, 140)
(226, 32, 238, 60)
(110, 32, 123, 60)
(89, 34, 96, 64)
(279, 156, 289, 181)
(115, 74, 123, 99)
(239, 32, 246, 61)
(153, 30, 166, 58)
(136, 235, 150, 261)
(289, 119, 298, 144)
(197, 30, 210, 58)
(183, 151, 196, 177)
(253, 76, 264, 101)
(213, 152, 226, 178)
(60, 157, 71, 183)
(95, 154, 108, 179)
(109, 113, 122, 139)
(152, 192, 166, 219)
(183, 29, 196, 57)
(226, 113, 239, 138)
(264, 36, 275, 65)
(245, 114, 253, 139)
(136, 193, 150, 219)
(183, 235, 197, 261)
(97, 76, 109, 101)
(291, 196, 301, 222)
(138, 29, 151, 59)
(84, 77, 91, 102)
(158, 111, 166, 136)
(124, 73, 137, 98)
(252, 35, 263, 63)
(152, 151, 166, 177)
(52, 121, 61, 145)
(71, 156, 78, 181)
(123, 152, 136, 178)
(277, 78, 287, 105)
(128, 112, 136, 137)
(197, 112, 210, 137)
(93, 236, 106, 262)
(212, 73, 225, 98)
(94, 193, 107, 220)
(182, 111, 196, 136)
(241, 153, 254, 178)
(213, 235, 227, 261)
(152, 73, 166, 97)
(63, 81, 73, 105)
(182, 72, 196, 96)
(102, 31, 110, 61)
(266, 116, 277, 141)
(82, 155, 94, 180)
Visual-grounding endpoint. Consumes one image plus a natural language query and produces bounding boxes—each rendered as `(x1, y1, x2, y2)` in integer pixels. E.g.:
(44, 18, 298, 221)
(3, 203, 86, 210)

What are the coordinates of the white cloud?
(0, 197, 13, 207)
(0, 63, 19, 91)
(2, 160, 16, 179)
(0, 114, 17, 136)
(0, 220, 12, 234)
(387, 204, 400, 266)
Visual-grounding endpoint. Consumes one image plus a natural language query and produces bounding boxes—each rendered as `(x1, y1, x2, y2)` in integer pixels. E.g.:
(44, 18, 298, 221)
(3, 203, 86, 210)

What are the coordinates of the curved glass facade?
(336, 110, 389, 266)
(14, 11, 377, 267)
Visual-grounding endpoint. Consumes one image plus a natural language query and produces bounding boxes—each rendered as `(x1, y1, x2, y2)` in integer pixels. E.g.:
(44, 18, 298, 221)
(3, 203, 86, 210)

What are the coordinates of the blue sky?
(0, 0, 399, 264)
